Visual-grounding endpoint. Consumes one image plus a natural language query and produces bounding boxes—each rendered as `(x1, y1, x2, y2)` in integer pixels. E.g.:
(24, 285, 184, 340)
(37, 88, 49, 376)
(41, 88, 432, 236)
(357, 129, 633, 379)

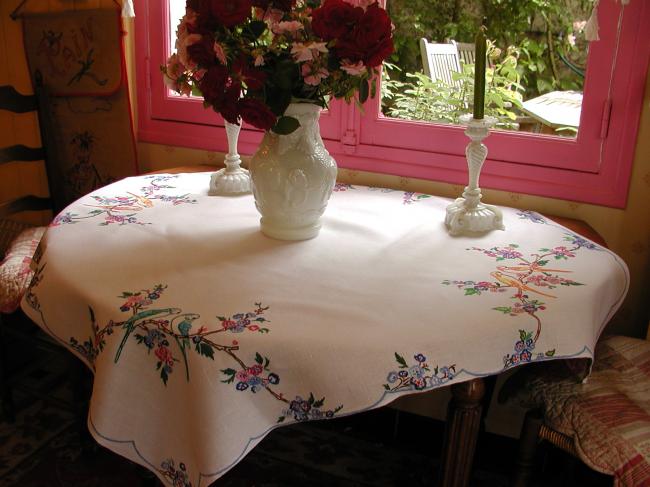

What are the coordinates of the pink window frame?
(134, 0, 649, 208)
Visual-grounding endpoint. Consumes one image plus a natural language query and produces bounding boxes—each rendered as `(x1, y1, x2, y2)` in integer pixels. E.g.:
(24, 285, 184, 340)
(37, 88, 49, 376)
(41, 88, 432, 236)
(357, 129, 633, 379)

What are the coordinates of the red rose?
(238, 98, 276, 130)
(335, 3, 393, 67)
(311, 0, 362, 41)
(209, 0, 253, 28)
(186, 34, 215, 67)
(232, 57, 267, 90)
(198, 65, 229, 106)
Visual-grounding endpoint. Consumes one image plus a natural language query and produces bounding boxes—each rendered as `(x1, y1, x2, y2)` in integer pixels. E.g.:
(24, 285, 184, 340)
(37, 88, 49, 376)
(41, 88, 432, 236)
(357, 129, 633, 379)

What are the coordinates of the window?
(134, 0, 649, 208)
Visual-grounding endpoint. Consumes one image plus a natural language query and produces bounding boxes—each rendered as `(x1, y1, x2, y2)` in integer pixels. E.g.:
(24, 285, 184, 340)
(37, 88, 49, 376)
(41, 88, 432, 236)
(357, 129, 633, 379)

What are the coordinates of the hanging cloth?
(121, 0, 135, 18)
(585, 0, 630, 41)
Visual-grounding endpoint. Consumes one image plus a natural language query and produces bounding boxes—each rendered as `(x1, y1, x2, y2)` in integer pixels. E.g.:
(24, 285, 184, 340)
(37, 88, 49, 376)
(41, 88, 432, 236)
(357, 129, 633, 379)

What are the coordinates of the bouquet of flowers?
(162, 0, 394, 134)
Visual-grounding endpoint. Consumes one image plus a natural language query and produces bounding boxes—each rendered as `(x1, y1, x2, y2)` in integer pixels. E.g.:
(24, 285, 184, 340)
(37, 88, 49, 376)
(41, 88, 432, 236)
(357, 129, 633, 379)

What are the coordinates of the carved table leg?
(438, 377, 486, 487)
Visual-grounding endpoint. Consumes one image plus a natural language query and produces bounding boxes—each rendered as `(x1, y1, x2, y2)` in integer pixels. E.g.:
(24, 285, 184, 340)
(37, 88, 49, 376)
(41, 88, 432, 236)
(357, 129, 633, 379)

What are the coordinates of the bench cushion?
(0, 224, 46, 313)
(531, 335, 650, 486)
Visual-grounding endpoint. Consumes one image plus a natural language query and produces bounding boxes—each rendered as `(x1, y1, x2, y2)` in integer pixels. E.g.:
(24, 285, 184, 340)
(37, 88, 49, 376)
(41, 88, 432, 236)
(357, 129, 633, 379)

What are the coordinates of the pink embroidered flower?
(155, 346, 174, 366)
(248, 364, 264, 376)
(291, 41, 328, 62)
(213, 42, 227, 65)
(301, 63, 329, 85)
(340, 59, 366, 75)
(235, 370, 249, 382)
(222, 319, 237, 330)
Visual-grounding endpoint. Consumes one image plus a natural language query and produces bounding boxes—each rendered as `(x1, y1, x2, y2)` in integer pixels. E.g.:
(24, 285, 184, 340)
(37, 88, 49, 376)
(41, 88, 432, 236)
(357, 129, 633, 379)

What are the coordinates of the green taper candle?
(473, 26, 487, 119)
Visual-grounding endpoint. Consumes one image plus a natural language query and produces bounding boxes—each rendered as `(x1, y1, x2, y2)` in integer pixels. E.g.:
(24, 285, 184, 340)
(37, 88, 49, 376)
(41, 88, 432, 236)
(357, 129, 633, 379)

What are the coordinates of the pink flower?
(340, 59, 366, 75)
(235, 370, 249, 382)
(272, 20, 303, 34)
(213, 42, 227, 65)
(291, 41, 328, 62)
(155, 346, 174, 366)
(301, 63, 329, 85)
(177, 33, 202, 70)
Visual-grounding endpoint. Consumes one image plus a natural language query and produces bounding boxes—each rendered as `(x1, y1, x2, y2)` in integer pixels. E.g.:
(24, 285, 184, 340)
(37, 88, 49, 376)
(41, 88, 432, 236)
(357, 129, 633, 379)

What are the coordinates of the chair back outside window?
(419, 38, 461, 85)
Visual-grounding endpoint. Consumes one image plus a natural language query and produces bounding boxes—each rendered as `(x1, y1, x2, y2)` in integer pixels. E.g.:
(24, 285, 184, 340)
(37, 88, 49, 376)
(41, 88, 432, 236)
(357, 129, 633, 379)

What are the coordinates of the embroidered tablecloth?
(21, 172, 629, 486)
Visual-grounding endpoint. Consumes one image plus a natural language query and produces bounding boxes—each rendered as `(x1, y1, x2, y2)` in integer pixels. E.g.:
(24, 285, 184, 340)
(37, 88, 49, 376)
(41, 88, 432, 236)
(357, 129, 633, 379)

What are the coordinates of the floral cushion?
(529, 335, 650, 487)
(0, 225, 46, 313)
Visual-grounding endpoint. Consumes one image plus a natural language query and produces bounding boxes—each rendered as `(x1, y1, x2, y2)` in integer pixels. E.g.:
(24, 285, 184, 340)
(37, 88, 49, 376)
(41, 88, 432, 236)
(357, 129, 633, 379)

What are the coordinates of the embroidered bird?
(114, 307, 182, 363)
(127, 192, 154, 208)
(490, 271, 557, 298)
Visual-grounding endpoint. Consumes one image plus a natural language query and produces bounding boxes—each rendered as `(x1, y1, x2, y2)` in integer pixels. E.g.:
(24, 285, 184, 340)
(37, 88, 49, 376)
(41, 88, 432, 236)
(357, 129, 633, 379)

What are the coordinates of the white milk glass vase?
(249, 102, 337, 241)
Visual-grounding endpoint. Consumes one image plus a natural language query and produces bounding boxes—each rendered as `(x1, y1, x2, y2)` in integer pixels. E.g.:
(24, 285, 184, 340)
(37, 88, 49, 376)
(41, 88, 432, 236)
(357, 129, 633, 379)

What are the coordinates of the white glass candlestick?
(445, 115, 505, 236)
(209, 121, 251, 195)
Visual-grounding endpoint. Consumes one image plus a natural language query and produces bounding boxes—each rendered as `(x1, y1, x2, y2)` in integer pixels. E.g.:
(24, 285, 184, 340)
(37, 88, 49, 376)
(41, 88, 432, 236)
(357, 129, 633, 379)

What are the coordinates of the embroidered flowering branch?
(444, 235, 595, 369)
(383, 353, 456, 392)
(52, 176, 197, 227)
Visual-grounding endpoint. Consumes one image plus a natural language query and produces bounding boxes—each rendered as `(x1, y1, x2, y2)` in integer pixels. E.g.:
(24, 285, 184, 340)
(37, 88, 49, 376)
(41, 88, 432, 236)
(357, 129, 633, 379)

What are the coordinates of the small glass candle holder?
(209, 121, 251, 196)
(445, 114, 505, 236)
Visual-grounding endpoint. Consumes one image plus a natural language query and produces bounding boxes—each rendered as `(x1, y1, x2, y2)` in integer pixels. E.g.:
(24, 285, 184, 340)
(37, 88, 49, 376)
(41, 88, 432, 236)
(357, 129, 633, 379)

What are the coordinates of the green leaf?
(494, 306, 513, 314)
(272, 116, 300, 135)
(395, 352, 407, 368)
(383, 384, 390, 390)
(313, 397, 325, 408)
(537, 260, 548, 266)
(196, 342, 214, 359)
(464, 288, 479, 296)
(255, 352, 264, 365)
(160, 367, 169, 386)
(221, 368, 236, 376)
(277, 416, 286, 423)
(359, 79, 369, 103)
(545, 349, 556, 357)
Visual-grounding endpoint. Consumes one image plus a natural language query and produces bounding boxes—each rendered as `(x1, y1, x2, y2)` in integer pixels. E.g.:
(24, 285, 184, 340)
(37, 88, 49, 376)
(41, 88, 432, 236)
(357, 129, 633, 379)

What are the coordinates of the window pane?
(382, 0, 593, 139)
(169, 0, 185, 53)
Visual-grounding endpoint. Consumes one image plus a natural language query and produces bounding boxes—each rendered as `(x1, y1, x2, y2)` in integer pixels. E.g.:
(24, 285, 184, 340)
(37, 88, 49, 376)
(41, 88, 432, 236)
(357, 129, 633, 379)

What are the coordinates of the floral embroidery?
(383, 353, 456, 392)
(278, 393, 343, 423)
(503, 329, 556, 368)
(333, 183, 355, 192)
(51, 176, 197, 227)
(403, 192, 432, 205)
(61, 285, 342, 422)
(517, 210, 547, 224)
(159, 458, 192, 487)
(444, 235, 594, 369)
(221, 352, 280, 393)
(441, 280, 507, 296)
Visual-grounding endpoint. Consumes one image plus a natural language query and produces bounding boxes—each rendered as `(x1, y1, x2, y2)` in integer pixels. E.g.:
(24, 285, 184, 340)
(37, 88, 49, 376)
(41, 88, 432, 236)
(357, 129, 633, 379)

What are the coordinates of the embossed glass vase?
(249, 103, 337, 240)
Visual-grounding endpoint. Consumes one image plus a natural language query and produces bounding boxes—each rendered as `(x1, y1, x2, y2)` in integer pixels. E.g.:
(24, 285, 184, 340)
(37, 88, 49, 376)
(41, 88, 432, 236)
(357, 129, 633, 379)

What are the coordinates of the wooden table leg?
(438, 377, 486, 487)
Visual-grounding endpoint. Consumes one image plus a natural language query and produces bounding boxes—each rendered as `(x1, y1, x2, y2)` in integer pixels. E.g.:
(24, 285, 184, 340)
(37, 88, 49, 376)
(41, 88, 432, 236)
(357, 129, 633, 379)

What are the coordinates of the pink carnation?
(272, 20, 303, 34)
(301, 63, 329, 86)
(340, 59, 367, 75)
(213, 42, 227, 65)
(291, 41, 328, 62)
(177, 33, 202, 70)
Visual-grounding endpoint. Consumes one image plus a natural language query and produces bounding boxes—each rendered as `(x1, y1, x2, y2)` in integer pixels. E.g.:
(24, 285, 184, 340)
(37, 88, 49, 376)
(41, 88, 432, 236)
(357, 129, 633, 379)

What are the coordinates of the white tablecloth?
(21, 172, 629, 486)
